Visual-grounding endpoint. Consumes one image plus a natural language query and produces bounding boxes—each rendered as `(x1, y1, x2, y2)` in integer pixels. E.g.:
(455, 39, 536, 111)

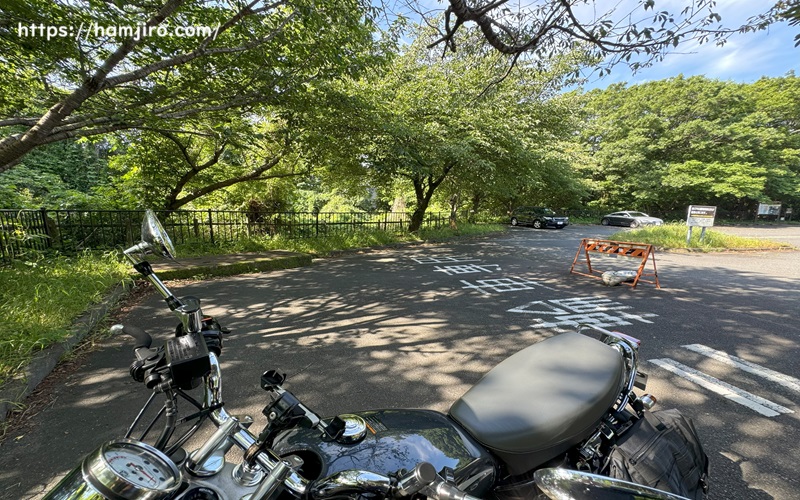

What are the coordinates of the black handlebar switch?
(165, 332, 211, 390)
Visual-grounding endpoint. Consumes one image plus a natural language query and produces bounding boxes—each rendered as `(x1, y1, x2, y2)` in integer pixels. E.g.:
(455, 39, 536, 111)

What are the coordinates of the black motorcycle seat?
(448, 331, 625, 475)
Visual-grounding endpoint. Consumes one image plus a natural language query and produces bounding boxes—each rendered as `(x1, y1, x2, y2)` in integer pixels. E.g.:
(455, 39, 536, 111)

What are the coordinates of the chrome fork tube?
(203, 353, 309, 497)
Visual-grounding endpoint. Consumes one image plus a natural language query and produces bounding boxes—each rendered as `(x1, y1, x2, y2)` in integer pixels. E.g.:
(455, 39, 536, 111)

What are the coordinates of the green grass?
(0, 251, 130, 384)
(0, 223, 505, 385)
(609, 223, 791, 250)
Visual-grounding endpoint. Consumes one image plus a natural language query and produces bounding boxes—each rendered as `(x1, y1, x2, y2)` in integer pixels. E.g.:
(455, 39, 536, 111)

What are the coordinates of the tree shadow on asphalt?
(1, 243, 797, 499)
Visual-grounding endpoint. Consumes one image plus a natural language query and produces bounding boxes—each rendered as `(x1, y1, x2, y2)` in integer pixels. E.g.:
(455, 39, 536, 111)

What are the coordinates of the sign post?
(686, 205, 717, 245)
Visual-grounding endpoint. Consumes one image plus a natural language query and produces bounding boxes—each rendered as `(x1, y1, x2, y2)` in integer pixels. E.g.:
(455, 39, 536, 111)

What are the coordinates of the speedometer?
(44, 439, 182, 499)
(90, 440, 181, 498)
(103, 441, 177, 489)
(79, 439, 182, 499)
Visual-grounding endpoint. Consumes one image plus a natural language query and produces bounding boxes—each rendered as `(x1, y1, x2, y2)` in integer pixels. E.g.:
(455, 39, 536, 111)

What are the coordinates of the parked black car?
(600, 211, 664, 228)
(510, 206, 569, 229)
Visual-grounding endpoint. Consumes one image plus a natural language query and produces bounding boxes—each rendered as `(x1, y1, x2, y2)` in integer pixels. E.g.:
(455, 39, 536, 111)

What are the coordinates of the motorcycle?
(44, 211, 708, 500)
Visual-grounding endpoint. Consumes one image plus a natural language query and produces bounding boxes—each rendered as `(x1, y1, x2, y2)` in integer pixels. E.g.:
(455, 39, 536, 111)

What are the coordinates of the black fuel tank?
(271, 409, 497, 496)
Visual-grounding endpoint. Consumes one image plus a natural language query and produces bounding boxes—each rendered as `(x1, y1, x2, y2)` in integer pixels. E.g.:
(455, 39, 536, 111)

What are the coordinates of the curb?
(0, 282, 131, 424)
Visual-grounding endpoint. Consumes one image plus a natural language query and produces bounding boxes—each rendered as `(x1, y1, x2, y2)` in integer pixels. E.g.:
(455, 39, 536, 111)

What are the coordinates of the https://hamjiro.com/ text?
(17, 22, 221, 42)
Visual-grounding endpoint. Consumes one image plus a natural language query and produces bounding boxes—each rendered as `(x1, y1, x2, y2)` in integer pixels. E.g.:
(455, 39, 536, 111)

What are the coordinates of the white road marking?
(460, 278, 540, 295)
(683, 344, 800, 394)
(508, 297, 657, 331)
(508, 300, 569, 315)
(551, 297, 631, 313)
(411, 256, 480, 264)
(509, 296, 631, 314)
(530, 311, 655, 331)
(433, 264, 501, 275)
(648, 358, 793, 417)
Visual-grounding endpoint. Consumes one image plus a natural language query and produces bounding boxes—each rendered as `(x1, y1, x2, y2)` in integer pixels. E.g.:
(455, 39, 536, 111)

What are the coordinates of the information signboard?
(757, 203, 781, 217)
(687, 205, 717, 227)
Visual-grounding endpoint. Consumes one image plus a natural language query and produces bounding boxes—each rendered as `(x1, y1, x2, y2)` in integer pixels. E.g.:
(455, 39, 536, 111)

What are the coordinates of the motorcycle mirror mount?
(123, 209, 177, 260)
(121, 211, 188, 316)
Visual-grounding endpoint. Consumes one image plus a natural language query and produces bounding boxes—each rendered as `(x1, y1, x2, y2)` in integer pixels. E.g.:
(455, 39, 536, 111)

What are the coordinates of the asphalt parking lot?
(1, 224, 798, 499)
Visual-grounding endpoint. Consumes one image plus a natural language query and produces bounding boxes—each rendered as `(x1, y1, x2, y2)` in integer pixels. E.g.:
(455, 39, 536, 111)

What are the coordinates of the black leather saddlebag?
(606, 409, 710, 499)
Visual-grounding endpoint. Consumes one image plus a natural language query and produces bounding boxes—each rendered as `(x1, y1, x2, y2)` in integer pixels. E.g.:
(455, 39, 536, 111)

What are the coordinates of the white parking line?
(410, 256, 480, 264)
(648, 358, 794, 417)
(683, 344, 800, 394)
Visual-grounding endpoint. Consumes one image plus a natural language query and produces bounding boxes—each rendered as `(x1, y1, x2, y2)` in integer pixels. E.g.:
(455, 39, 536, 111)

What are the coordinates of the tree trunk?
(409, 203, 429, 233)
(409, 176, 434, 233)
(407, 163, 457, 232)
(449, 193, 459, 229)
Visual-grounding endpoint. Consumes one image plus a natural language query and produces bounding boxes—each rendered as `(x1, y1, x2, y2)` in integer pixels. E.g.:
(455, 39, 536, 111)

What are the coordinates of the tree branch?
(0, 0, 186, 172)
(169, 154, 292, 209)
(102, 4, 296, 89)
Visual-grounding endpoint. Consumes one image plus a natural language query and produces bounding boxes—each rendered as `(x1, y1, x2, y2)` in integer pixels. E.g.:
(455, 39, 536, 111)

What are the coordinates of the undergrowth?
(174, 223, 505, 257)
(609, 223, 791, 250)
(0, 251, 130, 385)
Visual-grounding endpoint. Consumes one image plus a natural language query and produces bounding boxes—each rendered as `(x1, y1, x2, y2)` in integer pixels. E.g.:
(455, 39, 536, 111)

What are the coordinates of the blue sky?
(390, 1, 799, 89)
(584, 4, 799, 89)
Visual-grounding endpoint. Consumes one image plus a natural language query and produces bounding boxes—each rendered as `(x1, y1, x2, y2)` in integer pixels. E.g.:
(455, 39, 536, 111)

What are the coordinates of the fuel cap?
(337, 414, 367, 444)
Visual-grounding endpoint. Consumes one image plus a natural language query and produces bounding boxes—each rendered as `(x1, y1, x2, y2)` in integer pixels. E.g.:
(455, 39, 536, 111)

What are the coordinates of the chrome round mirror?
(141, 209, 176, 259)
(534, 468, 689, 500)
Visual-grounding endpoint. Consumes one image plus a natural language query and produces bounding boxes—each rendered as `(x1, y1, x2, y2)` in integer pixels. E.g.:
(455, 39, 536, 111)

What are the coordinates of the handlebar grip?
(112, 324, 152, 349)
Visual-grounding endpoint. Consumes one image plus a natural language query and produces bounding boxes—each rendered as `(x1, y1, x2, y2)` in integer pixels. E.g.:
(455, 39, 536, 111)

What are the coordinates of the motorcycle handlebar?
(200, 354, 476, 500)
(113, 324, 152, 349)
(203, 352, 311, 497)
(120, 261, 490, 500)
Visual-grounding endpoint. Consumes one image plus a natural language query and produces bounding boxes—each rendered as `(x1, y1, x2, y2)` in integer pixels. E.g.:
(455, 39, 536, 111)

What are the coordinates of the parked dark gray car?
(600, 211, 664, 228)
(510, 206, 569, 229)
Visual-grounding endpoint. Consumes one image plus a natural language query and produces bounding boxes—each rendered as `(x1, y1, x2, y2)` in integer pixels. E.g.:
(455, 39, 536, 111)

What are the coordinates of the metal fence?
(0, 209, 450, 262)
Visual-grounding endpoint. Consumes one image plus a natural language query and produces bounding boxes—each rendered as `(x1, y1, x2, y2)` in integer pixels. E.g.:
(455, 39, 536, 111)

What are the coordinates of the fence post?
(207, 209, 215, 244)
(39, 207, 52, 248)
(315, 212, 319, 237)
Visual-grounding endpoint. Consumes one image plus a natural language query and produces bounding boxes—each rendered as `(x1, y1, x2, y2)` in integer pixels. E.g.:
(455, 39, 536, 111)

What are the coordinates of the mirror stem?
(123, 241, 150, 256)
(125, 253, 183, 311)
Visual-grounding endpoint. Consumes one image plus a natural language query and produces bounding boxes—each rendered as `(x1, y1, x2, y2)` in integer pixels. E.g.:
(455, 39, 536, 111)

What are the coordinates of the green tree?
(304, 25, 585, 231)
(0, 0, 380, 172)
(582, 75, 800, 213)
(0, 138, 112, 208)
(107, 116, 306, 210)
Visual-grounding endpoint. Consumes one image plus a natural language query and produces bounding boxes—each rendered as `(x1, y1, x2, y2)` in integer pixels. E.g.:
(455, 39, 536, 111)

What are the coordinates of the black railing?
(0, 209, 451, 262)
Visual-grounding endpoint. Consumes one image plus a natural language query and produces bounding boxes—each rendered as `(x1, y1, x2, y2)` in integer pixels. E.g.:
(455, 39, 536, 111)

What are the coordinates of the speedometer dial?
(82, 440, 182, 499)
(104, 443, 173, 489)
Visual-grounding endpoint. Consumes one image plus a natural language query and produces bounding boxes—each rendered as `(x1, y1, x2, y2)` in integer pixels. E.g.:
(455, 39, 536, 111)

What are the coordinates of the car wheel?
(630, 220, 639, 228)
(532, 220, 543, 229)
(601, 218, 610, 226)
(511, 217, 518, 226)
